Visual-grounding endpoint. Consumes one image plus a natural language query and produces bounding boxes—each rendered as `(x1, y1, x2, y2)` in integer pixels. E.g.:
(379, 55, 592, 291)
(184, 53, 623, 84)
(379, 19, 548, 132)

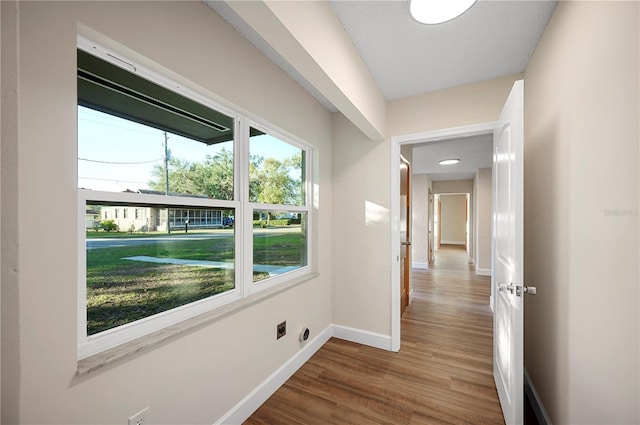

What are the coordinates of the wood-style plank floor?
(245, 245, 504, 425)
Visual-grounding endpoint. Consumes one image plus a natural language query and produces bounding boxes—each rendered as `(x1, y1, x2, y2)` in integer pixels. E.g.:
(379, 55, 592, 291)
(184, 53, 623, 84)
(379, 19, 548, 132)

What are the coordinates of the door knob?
(402, 241, 412, 246)
(515, 285, 537, 297)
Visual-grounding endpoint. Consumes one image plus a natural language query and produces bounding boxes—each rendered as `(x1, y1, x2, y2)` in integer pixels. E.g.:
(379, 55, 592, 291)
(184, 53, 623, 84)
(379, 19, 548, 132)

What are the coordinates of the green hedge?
(253, 219, 293, 227)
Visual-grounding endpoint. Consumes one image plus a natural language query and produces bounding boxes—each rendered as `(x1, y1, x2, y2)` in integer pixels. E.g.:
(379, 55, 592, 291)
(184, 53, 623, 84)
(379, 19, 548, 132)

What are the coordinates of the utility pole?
(164, 131, 171, 234)
(164, 131, 170, 196)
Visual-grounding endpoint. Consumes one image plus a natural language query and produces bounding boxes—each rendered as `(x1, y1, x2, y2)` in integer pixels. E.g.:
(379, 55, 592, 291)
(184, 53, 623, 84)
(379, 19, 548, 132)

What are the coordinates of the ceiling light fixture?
(439, 158, 460, 165)
(409, 0, 477, 25)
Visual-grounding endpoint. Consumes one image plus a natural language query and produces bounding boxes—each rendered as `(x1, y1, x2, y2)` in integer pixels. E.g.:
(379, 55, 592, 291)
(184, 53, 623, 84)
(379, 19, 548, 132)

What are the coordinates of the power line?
(78, 116, 162, 136)
(78, 176, 150, 185)
(78, 157, 163, 165)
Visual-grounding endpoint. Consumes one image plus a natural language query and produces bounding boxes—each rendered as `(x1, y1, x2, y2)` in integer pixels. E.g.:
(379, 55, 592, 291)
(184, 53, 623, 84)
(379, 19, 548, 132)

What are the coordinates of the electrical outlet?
(128, 407, 150, 425)
(277, 321, 286, 339)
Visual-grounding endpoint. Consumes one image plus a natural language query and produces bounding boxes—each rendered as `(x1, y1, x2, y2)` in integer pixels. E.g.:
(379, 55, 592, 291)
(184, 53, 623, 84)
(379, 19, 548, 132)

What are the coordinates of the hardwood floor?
(244, 245, 504, 424)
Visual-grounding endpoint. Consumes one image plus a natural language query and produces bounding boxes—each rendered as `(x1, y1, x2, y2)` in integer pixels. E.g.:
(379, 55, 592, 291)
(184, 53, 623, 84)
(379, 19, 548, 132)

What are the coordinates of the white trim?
(77, 35, 239, 126)
(409, 288, 415, 303)
(250, 203, 309, 213)
(390, 141, 401, 352)
(214, 325, 332, 425)
(390, 121, 497, 355)
(441, 239, 465, 245)
(475, 267, 492, 276)
(412, 262, 428, 270)
(245, 119, 314, 298)
(80, 190, 239, 210)
(490, 295, 495, 313)
(525, 369, 553, 425)
(77, 36, 316, 360)
(331, 324, 393, 351)
(214, 324, 392, 424)
(392, 122, 498, 145)
(248, 265, 313, 294)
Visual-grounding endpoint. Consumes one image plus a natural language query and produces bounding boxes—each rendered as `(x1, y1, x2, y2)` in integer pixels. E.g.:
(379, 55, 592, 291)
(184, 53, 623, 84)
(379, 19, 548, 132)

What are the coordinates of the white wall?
(331, 113, 391, 335)
(332, 75, 520, 341)
(523, 1, 639, 423)
(432, 179, 474, 195)
(474, 168, 491, 273)
(1, 1, 19, 420)
(1, 2, 333, 423)
(411, 173, 431, 269)
(439, 194, 467, 245)
(0, 2, 4, 421)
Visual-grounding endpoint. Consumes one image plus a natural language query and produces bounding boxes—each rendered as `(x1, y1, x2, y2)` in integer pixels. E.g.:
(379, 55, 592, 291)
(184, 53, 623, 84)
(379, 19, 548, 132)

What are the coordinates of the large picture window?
(77, 39, 313, 358)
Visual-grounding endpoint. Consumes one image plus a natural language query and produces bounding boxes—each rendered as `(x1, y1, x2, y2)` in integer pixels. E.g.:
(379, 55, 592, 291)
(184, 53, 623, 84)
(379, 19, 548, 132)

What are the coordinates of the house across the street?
(97, 189, 226, 232)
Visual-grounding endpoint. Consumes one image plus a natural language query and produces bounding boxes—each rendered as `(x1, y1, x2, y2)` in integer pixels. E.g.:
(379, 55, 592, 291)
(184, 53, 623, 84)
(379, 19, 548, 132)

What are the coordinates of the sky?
(78, 106, 300, 193)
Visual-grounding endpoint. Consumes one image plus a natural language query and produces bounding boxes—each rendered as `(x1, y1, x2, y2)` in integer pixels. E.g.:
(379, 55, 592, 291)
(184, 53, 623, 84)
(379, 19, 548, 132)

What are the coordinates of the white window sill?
(76, 272, 319, 376)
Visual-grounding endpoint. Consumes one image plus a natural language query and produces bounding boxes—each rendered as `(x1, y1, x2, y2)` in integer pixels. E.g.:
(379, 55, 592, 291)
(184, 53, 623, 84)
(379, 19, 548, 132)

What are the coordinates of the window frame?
(244, 120, 313, 295)
(77, 37, 315, 360)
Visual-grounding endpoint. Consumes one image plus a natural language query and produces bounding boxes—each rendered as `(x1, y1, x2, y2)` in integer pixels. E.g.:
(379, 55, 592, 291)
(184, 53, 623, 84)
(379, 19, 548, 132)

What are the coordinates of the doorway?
(390, 122, 496, 351)
(437, 193, 468, 248)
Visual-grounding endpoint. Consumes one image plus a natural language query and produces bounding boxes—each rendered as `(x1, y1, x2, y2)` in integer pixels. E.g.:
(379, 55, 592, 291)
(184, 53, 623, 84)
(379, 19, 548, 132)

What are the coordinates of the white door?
(493, 80, 524, 425)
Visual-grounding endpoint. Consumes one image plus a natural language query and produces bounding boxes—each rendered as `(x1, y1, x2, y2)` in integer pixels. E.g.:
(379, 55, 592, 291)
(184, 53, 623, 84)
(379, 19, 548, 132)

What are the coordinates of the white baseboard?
(331, 324, 392, 351)
(214, 325, 332, 425)
(412, 262, 428, 270)
(441, 240, 465, 245)
(475, 267, 491, 276)
(525, 369, 553, 425)
(215, 324, 392, 424)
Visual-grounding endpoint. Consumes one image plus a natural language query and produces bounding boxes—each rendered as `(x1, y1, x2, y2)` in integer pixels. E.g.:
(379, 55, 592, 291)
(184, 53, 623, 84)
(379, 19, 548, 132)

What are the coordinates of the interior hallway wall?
(523, 1, 639, 423)
(332, 113, 391, 335)
(474, 168, 492, 273)
(411, 173, 431, 269)
(432, 179, 474, 195)
(439, 194, 467, 245)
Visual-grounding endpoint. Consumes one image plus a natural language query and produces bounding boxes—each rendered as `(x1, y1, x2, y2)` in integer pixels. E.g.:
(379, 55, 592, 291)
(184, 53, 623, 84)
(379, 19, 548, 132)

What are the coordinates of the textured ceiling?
(330, 0, 557, 100)
(411, 134, 493, 181)
(208, 1, 556, 107)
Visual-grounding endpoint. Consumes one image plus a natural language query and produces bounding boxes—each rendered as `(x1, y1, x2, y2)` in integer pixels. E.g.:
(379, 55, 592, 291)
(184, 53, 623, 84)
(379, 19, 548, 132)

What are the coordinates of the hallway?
(245, 245, 504, 424)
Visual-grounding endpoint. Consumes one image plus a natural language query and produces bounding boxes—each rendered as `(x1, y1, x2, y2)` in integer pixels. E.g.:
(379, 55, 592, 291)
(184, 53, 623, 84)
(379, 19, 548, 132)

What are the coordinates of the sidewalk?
(122, 255, 299, 276)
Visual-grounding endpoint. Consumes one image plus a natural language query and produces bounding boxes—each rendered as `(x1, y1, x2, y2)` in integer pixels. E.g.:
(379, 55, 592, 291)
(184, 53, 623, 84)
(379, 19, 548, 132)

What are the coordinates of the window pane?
(86, 203, 235, 335)
(78, 106, 234, 200)
(253, 211, 307, 283)
(249, 128, 305, 206)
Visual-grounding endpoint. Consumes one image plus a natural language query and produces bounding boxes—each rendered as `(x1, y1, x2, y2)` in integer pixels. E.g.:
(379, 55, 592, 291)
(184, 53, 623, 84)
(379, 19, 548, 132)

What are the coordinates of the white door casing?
(493, 80, 524, 425)
(390, 121, 498, 352)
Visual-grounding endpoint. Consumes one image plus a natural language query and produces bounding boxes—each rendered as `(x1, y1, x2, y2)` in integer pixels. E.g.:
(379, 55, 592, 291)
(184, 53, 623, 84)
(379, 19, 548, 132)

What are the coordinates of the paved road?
(86, 233, 232, 249)
(86, 228, 298, 249)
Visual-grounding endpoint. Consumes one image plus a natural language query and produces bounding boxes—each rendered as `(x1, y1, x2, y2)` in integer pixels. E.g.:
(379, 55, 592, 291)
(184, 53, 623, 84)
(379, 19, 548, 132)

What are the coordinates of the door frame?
(428, 188, 434, 265)
(400, 155, 411, 314)
(390, 121, 497, 351)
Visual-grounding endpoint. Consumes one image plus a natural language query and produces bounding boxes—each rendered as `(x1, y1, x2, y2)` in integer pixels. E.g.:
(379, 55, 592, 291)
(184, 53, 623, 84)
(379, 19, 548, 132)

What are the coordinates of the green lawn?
(86, 233, 303, 335)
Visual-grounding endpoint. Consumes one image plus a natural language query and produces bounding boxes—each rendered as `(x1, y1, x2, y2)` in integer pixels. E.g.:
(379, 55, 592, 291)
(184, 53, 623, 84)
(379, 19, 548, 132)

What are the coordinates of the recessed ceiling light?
(439, 158, 460, 165)
(409, 0, 477, 25)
